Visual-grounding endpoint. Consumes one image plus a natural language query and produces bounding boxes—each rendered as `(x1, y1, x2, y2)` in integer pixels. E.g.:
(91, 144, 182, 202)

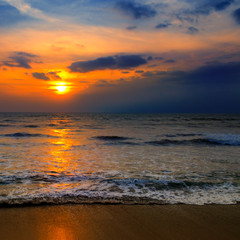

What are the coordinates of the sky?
(0, 0, 240, 113)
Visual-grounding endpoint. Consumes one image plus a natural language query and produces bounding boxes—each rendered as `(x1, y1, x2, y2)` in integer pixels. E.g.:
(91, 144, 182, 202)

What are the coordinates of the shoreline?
(0, 201, 239, 208)
(1, 204, 240, 240)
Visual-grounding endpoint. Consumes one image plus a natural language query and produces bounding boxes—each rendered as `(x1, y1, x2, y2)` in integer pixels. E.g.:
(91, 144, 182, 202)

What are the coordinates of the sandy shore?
(0, 204, 240, 240)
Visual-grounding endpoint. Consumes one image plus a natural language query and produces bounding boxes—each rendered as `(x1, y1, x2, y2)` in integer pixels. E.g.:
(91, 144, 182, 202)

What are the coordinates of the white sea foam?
(0, 177, 239, 205)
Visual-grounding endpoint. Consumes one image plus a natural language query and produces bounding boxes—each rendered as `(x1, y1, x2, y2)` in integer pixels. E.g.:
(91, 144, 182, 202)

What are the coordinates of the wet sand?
(0, 204, 240, 240)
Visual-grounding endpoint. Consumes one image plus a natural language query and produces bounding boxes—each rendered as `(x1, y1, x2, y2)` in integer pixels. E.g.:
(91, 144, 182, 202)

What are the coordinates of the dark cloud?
(70, 61, 240, 113)
(16, 52, 37, 58)
(142, 70, 185, 78)
(32, 72, 50, 81)
(155, 22, 171, 29)
(186, 0, 234, 13)
(69, 56, 116, 73)
(155, 57, 164, 60)
(135, 70, 144, 73)
(94, 80, 114, 87)
(2, 52, 38, 69)
(68, 55, 148, 73)
(165, 59, 175, 63)
(177, 0, 234, 23)
(0, 1, 33, 27)
(116, 55, 147, 68)
(214, 0, 234, 11)
(161, 61, 240, 85)
(204, 61, 221, 65)
(185, 62, 240, 85)
(48, 71, 62, 80)
(232, 8, 240, 24)
(115, 1, 157, 19)
(187, 26, 199, 34)
(126, 25, 137, 30)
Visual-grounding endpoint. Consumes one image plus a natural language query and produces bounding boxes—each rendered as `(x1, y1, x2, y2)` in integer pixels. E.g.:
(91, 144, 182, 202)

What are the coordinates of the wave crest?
(3, 132, 57, 138)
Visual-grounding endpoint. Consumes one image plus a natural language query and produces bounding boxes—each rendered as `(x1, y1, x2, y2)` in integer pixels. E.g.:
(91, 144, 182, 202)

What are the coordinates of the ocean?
(0, 113, 239, 206)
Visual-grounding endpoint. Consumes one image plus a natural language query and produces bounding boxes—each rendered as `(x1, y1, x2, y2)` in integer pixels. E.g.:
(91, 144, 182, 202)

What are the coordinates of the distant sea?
(0, 113, 239, 206)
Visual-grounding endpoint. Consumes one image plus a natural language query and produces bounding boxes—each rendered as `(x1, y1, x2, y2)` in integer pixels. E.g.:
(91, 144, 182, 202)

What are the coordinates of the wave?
(93, 136, 132, 141)
(1, 173, 235, 188)
(99, 141, 140, 146)
(163, 133, 202, 138)
(47, 124, 58, 127)
(94, 134, 240, 146)
(146, 139, 213, 146)
(3, 132, 58, 138)
(0, 174, 90, 185)
(205, 134, 240, 146)
(190, 117, 239, 121)
(92, 135, 139, 145)
(147, 134, 240, 146)
(0, 124, 13, 127)
(191, 117, 223, 121)
(0, 176, 239, 206)
(24, 125, 39, 128)
(2, 119, 15, 122)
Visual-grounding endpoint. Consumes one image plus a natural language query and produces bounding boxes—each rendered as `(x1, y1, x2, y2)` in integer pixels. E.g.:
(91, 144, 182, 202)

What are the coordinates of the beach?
(1, 204, 240, 240)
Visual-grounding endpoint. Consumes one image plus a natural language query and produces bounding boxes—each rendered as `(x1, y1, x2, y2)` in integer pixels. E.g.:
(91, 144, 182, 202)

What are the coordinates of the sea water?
(0, 113, 239, 205)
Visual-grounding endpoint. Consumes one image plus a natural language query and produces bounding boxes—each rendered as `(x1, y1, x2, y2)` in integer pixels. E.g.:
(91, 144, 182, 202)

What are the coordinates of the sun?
(49, 82, 70, 94)
(56, 85, 67, 94)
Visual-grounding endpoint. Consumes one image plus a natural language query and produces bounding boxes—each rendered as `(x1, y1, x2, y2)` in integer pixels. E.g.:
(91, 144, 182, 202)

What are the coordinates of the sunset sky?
(0, 0, 240, 112)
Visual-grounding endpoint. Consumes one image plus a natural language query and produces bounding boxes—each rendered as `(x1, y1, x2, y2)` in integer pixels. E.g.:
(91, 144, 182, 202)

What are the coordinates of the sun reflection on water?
(46, 128, 75, 173)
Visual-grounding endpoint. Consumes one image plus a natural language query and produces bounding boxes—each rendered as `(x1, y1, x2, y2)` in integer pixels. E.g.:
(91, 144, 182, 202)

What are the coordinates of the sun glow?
(49, 82, 70, 94)
(56, 85, 67, 93)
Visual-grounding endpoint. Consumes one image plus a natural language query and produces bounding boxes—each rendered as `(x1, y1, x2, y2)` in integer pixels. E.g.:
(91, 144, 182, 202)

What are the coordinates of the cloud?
(213, 0, 234, 11)
(115, 0, 157, 19)
(94, 80, 114, 87)
(155, 61, 240, 86)
(70, 61, 240, 113)
(2, 52, 38, 69)
(177, 0, 235, 23)
(0, 0, 32, 27)
(5, 0, 56, 23)
(155, 22, 171, 29)
(187, 26, 199, 34)
(48, 71, 61, 80)
(68, 55, 148, 73)
(159, 61, 240, 86)
(232, 8, 240, 24)
(185, 0, 235, 13)
(164, 59, 175, 63)
(185, 61, 240, 85)
(126, 25, 137, 30)
(32, 72, 49, 80)
(155, 57, 164, 60)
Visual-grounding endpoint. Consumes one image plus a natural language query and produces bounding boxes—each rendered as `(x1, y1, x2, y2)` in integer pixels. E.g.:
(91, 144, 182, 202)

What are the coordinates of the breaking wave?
(147, 134, 240, 146)
(0, 174, 239, 206)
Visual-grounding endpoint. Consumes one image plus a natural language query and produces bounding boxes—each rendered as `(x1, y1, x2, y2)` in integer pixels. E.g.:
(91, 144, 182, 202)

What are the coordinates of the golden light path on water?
(48, 129, 73, 173)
